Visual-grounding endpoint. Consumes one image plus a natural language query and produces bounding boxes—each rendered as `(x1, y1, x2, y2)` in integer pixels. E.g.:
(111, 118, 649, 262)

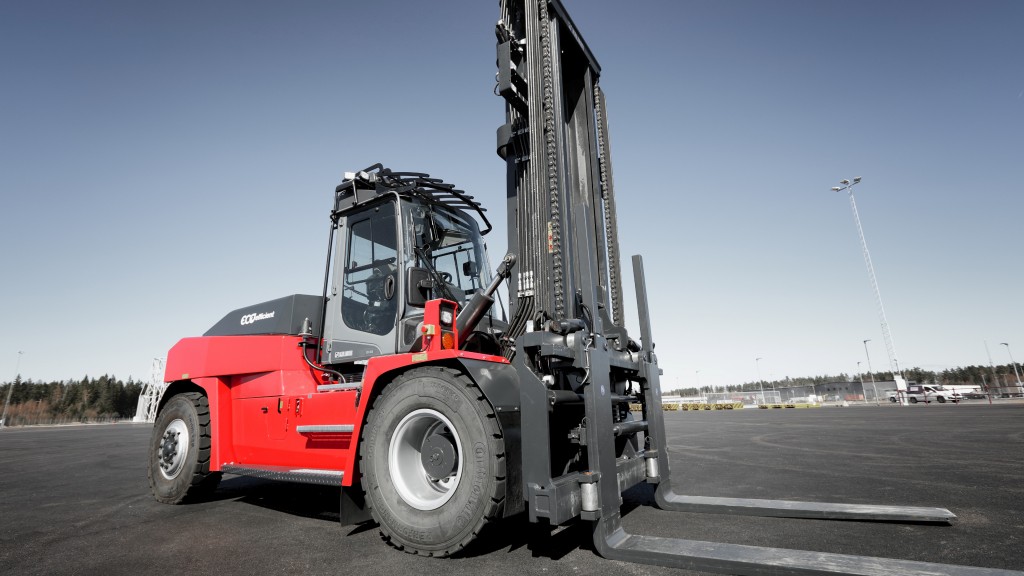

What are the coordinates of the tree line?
(0, 375, 143, 426)
(667, 364, 1022, 397)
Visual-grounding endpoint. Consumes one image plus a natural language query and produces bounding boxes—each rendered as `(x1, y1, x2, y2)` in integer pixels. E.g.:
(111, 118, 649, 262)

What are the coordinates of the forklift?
(148, 1, 1018, 574)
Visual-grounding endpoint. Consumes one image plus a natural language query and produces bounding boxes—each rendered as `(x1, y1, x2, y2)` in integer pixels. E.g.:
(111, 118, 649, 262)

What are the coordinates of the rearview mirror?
(406, 267, 431, 307)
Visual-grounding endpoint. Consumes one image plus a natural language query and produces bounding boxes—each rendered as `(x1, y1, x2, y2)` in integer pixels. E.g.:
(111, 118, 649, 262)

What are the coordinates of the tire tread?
(148, 391, 221, 504)
(360, 367, 506, 557)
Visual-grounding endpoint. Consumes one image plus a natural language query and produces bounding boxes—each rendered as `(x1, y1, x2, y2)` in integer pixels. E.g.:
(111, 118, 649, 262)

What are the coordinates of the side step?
(296, 424, 354, 434)
(655, 486, 956, 524)
(317, 381, 363, 406)
(593, 520, 1021, 576)
(221, 464, 344, 486)
(317, 382, 363, 393)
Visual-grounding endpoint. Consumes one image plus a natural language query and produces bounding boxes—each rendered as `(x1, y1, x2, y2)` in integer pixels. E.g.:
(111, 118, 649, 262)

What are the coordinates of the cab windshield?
(404, 199, 490, 305)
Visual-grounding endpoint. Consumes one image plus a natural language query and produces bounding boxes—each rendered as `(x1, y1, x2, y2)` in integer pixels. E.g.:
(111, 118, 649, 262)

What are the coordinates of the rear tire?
(148, 392, 221, 504)
(909, 397, 918, 404)
(359, 367, 505, 556)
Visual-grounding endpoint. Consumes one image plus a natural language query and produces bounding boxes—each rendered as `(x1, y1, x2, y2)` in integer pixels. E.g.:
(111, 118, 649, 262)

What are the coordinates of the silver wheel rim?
(389, 408, 462, 511)
(158, 418, 190, 480)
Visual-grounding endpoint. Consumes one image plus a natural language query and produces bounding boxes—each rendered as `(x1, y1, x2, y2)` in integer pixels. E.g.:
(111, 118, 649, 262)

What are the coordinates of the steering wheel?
(368, 262, 397, 302)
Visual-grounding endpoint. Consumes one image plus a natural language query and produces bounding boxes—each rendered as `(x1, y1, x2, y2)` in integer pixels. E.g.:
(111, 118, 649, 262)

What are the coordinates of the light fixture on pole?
(984, 340, 1001, 389)
(857, 361, 868, 404)
(756, 357, 765, 404)
(862, 339, 872, 375)
(1000, 343, 1023, 388)
(862, 339, 882, 404)
(833, 177, 905, 390)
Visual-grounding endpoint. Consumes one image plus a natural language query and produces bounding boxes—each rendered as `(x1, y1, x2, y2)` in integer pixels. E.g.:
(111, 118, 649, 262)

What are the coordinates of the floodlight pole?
(832, 178, 904, 385)
(863, 339, 882, 404)
(1, 351, 22, 429)
(857, 361, 865, 403)
(984, 340, 1001, 389)
(1001, 343, 1023, 388)
(756, 357, 765, 404)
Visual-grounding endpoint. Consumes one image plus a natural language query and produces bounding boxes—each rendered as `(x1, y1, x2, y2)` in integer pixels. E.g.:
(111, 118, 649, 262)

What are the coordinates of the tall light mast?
(832, 178, 904, 385)
(1, 351, 23, 429)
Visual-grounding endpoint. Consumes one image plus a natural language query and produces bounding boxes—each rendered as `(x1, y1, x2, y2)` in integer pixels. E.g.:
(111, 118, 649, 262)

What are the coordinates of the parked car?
(887, 384, 961, 404)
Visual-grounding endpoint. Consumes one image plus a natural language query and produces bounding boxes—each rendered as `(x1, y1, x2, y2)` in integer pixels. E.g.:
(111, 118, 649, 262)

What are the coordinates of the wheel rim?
(158, 418, 190, 480)
(389, 408, 463, 511)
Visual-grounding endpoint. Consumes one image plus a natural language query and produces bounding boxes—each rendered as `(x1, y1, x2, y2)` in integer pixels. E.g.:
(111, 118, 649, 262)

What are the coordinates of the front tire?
(148, 392, 220, 504)
(359, 367, 506, 556)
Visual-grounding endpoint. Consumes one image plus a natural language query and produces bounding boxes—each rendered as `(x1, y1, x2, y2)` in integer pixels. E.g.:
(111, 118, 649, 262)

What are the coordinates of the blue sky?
(2, 0, 1021, 389)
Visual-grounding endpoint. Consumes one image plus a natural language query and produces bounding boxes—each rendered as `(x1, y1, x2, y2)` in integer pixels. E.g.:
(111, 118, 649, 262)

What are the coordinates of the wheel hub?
(157, 419, 189, 480)
(420, 429, 458, 481)
(389, 409, 463, 511)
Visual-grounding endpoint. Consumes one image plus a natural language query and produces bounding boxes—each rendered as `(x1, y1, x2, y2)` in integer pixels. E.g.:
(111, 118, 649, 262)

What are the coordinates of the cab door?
(322, 200, 401, 363)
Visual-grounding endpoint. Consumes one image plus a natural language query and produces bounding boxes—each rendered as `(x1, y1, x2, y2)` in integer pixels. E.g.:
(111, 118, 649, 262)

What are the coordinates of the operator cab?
(320, 165, 505, 367)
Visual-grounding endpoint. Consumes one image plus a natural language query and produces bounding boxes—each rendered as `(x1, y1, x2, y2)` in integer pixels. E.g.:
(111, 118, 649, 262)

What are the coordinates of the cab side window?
(343, 204, 398, 335)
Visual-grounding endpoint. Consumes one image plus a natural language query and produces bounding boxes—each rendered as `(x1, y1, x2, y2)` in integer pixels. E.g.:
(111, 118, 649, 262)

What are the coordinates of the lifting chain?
(594, 86, 623, 326)
(538, 0, 565, 319)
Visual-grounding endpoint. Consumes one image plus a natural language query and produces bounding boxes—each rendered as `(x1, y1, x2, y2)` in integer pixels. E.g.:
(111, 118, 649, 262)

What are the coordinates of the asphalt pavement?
(1, 403, 1022, 576)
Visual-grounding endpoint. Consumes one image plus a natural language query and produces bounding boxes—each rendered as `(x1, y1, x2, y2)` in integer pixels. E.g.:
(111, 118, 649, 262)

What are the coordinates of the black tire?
(359, 367, 505, 557)
(937, 396, 947, 404)
(148, 392, 221, 504)
(889, 396, 897, 403)
(909, 397, 918, 404)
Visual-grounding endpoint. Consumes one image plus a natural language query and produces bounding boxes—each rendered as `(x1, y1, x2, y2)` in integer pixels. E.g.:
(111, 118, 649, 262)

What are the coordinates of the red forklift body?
(163, 300, 510, 487)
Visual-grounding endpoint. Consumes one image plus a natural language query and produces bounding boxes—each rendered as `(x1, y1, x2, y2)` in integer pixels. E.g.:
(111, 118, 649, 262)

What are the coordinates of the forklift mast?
(490, 2, 1009, 575)
(497, 0, 625, 343)
(496, 0, 650, 529)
